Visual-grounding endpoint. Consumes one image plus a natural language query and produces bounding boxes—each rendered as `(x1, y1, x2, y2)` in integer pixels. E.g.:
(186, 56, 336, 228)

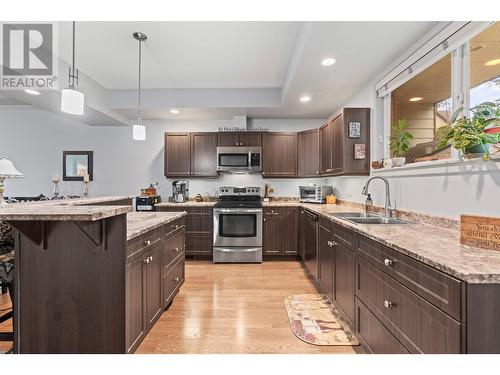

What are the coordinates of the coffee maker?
(172, 180, 188, 203)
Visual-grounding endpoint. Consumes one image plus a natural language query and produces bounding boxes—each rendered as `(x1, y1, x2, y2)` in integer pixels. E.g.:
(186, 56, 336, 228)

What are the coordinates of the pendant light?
(61, 21, 85, 115)
(132, 32, 147, 141)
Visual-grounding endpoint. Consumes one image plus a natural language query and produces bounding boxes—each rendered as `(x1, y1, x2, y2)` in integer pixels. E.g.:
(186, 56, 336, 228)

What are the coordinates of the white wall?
(0, 109, 324, 199)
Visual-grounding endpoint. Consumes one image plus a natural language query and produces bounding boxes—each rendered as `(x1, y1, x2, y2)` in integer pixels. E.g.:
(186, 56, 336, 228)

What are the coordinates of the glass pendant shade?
(133, 123, 146, 141)
(61, 87, 85, 115)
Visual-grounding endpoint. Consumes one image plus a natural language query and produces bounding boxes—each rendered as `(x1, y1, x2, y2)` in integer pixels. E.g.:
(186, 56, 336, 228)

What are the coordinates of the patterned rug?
(284, 294, 359, 346)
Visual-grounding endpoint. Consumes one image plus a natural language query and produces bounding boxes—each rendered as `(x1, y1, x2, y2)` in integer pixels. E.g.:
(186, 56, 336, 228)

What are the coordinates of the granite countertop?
(156, 201, 217, 207)
(0, 195, 134, 221)
(297, 203, 500, 284)
(127, 211, 187, 241)
(0, 204, 132, 221)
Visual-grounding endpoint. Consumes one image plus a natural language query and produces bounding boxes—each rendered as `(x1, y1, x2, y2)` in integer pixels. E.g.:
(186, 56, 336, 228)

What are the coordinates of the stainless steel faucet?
(361, 176, 395, 217)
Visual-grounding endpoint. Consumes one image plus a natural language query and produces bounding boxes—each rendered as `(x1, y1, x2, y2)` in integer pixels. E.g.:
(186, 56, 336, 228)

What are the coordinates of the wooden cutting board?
(460, 215, 500, 251)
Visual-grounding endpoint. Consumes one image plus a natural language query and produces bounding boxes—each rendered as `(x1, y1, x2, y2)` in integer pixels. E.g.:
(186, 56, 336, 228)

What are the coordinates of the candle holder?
(83, 181, 89, 198)
(51, 174, 60, 199)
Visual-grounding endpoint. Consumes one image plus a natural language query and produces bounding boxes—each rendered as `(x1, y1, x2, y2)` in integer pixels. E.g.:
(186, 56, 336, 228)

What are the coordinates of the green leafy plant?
(437, 101, 500, 160)
(390, 119, 414, 158)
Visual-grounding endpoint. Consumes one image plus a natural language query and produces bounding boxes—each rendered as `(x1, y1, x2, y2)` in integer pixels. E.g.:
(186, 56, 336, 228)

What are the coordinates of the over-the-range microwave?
(216, 146, 262, 173)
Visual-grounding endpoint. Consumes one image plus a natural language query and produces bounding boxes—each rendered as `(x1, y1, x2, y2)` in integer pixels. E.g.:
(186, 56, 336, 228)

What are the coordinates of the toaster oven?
(299, 185, 333, 204)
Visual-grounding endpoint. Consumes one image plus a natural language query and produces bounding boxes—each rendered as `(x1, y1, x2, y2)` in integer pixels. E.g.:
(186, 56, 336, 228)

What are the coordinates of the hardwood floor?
(0, 290, 12, 353)
(137, 260, 362, 354)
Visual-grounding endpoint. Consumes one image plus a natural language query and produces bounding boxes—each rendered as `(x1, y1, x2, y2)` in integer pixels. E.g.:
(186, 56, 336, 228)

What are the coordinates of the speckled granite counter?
(0, 204, 132, 221)
(155, 201, 217, 207)
(127, 211, 187, 240)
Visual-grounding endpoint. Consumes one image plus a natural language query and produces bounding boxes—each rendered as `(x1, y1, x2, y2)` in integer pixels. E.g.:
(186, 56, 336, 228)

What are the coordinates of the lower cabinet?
(125, 218, 186, 353)
(263, 207, 299, 256)
(318, 218, 334, 301)
(301, 209, 318, 279)
(334, 242, 355, 324)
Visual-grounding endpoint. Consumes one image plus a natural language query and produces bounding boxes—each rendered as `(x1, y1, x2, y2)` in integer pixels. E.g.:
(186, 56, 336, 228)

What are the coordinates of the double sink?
(330, 212, 413, 225)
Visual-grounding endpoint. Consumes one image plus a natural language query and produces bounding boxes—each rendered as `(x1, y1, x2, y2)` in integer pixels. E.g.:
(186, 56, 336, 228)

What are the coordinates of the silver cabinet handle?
(143, 258, 149, 264)
(149, 256, 153, 262)
(384, 300, 394, 309)
(173, 277, 180, 282)
(316, 171, 319, 174)
(332, 241, 338, 246)
(384, 259, 393, 267)
(173, 247, 180, 252)
(144, 240, 151, 246)
(327, 241, 331, 246)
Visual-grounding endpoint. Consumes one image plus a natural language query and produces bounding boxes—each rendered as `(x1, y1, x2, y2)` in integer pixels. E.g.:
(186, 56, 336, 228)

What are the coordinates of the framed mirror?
(63, 151, 93, 181)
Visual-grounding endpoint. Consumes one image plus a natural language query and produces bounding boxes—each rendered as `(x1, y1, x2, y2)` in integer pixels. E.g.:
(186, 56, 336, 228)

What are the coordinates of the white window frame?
(375, 21, 498, 175)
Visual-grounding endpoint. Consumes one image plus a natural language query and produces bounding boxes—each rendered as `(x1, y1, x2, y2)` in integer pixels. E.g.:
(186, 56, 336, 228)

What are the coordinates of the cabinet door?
(262, 133, 297, 177)
(217, 132, 239, 147)
(303, 211, 318, 280)
(126, 256, 146, 353)
(283, 207, 299, 255)
(319, 121, 333, 174)
(342, 108, 371, 175)
(335, 243, 355, 323)
(144, 243, 163, 328)
(297, 128, 320, 177)
(263, 208, 283, 255)
(332, 115, 344, 174)
(191, 132, 218, 177)
(318, 221, 334, 301)
(299, 210, 306, 260)
(238, 132, 262, 147)
(164, 133, 191, 177)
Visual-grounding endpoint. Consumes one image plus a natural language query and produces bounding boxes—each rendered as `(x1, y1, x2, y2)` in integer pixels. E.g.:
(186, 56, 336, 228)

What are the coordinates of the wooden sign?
(460, 215, 500, 251)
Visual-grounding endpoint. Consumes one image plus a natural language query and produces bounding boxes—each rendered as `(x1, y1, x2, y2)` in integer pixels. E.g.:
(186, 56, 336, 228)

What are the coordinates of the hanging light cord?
(138, 37, 142, 123)
(69, 21, 79, 89)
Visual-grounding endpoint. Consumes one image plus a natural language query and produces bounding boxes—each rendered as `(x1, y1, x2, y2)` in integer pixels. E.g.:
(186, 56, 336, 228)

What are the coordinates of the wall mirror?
(63, 151, 93, 181)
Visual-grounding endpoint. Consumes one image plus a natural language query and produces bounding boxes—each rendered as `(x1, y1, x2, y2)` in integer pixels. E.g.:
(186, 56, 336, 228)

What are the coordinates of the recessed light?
(321, 58, 336, 66)
(170, 109, 179, 114)
(485, 59, 500, 66)
(300, 96, 311, 103)
(24, 89, 40, 96)
(409, 97, 423, 102)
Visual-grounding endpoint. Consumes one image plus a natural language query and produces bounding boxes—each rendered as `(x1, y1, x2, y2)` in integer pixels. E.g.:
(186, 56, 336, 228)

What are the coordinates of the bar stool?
(0, 221, 14, 353)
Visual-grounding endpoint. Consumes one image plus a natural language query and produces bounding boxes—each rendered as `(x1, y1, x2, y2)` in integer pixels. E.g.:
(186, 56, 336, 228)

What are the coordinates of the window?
(390, 54, 452, 163)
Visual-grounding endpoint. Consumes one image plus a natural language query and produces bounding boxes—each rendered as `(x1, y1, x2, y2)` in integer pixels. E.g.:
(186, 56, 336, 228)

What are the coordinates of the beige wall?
(391, 100, 436, 147)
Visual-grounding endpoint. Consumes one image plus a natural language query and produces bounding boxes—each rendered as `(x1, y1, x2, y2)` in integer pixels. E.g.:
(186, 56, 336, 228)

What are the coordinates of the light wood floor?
(137, 260, 362, 354)
(0, 290, 13, 353)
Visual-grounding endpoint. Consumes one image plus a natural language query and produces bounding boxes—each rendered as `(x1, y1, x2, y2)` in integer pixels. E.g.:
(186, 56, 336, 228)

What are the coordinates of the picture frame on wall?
(348, 121, 361, 138)
(354, 144, 366, 159)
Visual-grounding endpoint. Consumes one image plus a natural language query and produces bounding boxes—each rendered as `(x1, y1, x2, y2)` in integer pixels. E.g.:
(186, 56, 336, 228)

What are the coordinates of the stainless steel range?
(213, 186, 262, 263)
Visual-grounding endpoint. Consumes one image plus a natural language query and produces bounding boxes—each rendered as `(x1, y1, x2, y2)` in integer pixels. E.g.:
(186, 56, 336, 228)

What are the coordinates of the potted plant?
(390, 119, 414, 167)
(437, 101, 500, 161)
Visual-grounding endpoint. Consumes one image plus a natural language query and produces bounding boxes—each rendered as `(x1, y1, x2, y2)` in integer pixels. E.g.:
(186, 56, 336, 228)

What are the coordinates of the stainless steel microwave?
(299, 185, 333, 203)
(216, 146, 262, 173)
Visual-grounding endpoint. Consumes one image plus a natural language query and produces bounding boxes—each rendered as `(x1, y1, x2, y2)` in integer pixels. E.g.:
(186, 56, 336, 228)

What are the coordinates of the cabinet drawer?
(357, 235, 463, 321)
(165, 217, 186, 239)
(127, 227, 163, 262)
(163, 232, 185, 275)
(356, 298, 409, 354)
(186, 233, 213, 255)
(356, 257, 462, 353)
(332, 223, 354, 250)
(162, 258, 185, 306)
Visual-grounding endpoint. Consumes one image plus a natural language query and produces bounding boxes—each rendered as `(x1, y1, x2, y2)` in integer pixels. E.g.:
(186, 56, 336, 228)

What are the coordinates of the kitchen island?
(0, 198, 186, 354)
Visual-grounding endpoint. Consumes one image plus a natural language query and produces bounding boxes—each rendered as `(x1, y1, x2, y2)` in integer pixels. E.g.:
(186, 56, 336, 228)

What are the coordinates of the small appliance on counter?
(299, 184, 333, 204)
(141, 183, 158, 196)
(135, 195, 161, 211)
(172, 180, 188, 203)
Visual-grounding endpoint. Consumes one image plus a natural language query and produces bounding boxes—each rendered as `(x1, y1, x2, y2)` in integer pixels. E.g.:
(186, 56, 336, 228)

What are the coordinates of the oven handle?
(214, 208, 263, 214)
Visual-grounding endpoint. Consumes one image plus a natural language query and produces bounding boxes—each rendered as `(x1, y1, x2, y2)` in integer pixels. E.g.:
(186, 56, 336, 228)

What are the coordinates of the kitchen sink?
(331, 212, 414, 225)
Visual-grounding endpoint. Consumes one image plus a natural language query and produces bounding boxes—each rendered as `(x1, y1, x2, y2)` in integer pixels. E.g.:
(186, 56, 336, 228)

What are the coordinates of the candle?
(52, 174, 60, 183)
(83, 173, 90, 183)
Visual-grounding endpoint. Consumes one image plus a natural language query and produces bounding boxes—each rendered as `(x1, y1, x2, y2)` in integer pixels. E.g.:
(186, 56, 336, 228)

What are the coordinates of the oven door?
(213, 208, 262, 247)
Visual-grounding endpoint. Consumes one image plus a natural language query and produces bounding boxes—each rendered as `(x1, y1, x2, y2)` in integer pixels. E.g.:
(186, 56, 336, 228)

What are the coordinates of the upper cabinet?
(297, 128, 320, 177)
(217, 132, 261, 147)
(164, 132, 217, 178)
(320, 108, 370, 176)
(262, 132, 297, 177)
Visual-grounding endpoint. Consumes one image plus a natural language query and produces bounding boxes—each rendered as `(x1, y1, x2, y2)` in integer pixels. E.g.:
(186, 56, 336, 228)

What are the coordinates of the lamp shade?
(61, 88, 85, 115)
(0, 157, 23, 178)
(133, 123, 146, 141)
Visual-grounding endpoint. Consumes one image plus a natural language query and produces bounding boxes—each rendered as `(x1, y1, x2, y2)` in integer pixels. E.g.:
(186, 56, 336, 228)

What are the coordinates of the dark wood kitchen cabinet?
(297, 128, 320, 177)
(263, 207, 299, 256)
(125, 254, 146, 353)
(262, 132, 297, 177)
(301, 209, 318, 280)
(320, 108, 370, 176)
(164, 132, 217, 177)
(334, 241, 355, 324)
(318, 218, 334, 301)
(217, 132, 261, 147)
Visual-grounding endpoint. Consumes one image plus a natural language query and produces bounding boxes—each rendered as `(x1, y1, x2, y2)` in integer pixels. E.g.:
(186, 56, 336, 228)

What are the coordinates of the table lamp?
(0, 157, 23, 205)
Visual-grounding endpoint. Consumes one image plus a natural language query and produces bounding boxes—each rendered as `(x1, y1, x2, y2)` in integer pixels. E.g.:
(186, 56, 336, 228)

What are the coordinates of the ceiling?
(2, 21, 438, 123)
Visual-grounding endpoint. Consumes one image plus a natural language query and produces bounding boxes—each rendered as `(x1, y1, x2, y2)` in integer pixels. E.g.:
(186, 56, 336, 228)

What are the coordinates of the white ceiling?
(2, 21, 437, 122)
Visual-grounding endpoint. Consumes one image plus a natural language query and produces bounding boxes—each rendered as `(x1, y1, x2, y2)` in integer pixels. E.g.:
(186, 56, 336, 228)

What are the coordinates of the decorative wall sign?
(354, 144, 366, 159)
(218, 127, 267, 132)
(460, 215, 500, 251)
(348, 122, 361, 138)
